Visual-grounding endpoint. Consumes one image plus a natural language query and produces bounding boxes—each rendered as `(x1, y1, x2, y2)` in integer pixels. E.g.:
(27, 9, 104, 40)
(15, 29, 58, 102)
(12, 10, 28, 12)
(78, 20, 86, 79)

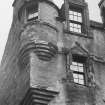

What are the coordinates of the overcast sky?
(0, 0, 102, 63)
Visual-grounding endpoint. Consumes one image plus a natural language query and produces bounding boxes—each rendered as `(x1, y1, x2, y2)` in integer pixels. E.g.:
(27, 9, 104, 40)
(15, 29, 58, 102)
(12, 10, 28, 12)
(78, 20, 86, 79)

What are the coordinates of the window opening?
(70, 55, 86, 85)
(69, 9, 82, 33)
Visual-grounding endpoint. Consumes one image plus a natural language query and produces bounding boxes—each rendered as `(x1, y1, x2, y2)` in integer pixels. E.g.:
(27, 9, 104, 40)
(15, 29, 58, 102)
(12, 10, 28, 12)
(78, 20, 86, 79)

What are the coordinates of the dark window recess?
(27, 5, 38, 21)
(69, 9, 82, 33)
(70, 55, 87, 85)
(101, 7, 105, 27)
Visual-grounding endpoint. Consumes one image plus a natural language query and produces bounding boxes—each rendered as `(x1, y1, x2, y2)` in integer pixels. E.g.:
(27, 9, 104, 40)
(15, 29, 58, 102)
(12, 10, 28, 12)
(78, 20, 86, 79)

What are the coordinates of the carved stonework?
(18, 42, 36, 69)
(18, 41, 58, 69)
(20, 87, 59, 105)
(35, 42, 58, 61)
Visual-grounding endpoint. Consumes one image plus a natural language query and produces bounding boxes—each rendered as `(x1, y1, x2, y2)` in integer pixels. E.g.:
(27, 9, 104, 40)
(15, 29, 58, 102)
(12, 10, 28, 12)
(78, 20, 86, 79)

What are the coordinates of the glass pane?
(78, 29, 81, 33)
(74, 16, 78, 21)
(28, 14, 33, 19)
(69, 23, 81, 33)
(74, 28, 78, 33)
(69, 10, 82, 23)
(78, 24, 81, 28)
(78, 13, 81, 17)
(28, 12, 38, 20)
(74, 24, 77, 28)
(74, 78, 79, 83)
(72, 62, 78, 65)
(69, 55, 86, 85)
(70, 27, 73, 31)
(78, 66, 83, 72)
(70, 23, 73, 27)
(69, 10, 73, 15)
(73, 73, 78, 79)
(78, 17, 82, 22)
(70, 65, 78, 71)
(33, 12, 38, 17)
(79, 74, 84, 79)
(74, 11, 77, 16)
(74, 28, 76, 32)
(79, 79, 84, 85)
(69, 15, 73, 20)
(78, 63, 83, 66)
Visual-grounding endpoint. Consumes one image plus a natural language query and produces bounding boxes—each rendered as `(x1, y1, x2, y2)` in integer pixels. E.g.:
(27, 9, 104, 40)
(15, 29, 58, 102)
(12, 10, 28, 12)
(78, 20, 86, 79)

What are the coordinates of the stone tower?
(0, 0, 66, 104)
(1, 0, 105, 105)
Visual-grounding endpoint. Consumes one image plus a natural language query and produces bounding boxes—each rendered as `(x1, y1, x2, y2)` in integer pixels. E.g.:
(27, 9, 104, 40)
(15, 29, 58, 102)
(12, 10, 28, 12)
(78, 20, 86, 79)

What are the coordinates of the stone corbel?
(18, 41, 58, 69)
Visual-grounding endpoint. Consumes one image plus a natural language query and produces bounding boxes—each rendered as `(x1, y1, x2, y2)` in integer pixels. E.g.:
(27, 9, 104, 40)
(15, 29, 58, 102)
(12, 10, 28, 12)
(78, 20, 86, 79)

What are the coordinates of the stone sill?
(64, 30, 93, 39)
(62, 78, 94, 88)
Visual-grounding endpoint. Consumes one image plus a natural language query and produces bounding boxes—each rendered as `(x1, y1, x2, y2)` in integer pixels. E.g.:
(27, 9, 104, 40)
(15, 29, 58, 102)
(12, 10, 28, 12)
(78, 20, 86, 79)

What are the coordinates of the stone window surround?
(63, 0, 89, 36)
(69, 8, 82, 33)
(66, 53, 88, 86)
(70, 54, 87, 85)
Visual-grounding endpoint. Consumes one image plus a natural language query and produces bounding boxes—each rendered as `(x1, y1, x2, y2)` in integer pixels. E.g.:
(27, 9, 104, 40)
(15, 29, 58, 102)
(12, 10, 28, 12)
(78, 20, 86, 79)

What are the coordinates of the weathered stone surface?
(1, 0, 105, 105)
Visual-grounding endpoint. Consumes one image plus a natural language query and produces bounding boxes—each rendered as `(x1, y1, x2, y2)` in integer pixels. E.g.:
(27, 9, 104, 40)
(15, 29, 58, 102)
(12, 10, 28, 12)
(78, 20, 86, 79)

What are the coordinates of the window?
(69, 9, 82, 33)
(27, 4, 38, 21)
(70, 55, 87, 85)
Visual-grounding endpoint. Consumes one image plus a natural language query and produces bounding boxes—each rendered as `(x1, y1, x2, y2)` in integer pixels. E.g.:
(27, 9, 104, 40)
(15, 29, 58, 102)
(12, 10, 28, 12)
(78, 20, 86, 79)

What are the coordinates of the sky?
(0, 0, 102, 63)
